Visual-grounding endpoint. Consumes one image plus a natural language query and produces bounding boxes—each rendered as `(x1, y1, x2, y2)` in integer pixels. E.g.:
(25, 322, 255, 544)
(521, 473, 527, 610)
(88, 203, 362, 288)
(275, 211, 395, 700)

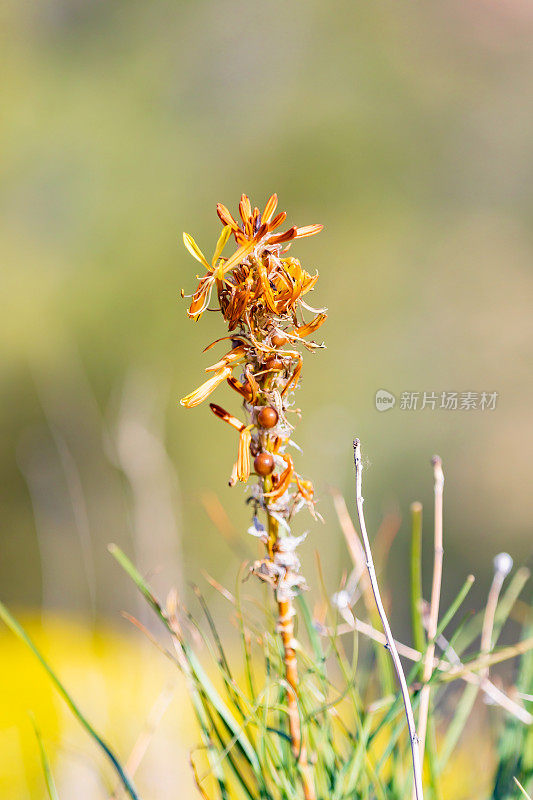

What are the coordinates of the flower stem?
(266, 511, 316, 800)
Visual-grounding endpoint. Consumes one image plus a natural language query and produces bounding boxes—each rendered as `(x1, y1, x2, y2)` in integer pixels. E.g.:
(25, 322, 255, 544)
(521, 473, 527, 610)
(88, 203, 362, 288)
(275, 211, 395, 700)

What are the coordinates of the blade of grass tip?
(434, 575, 475, 642)
(453, 568, 530, 659)
(0, 602, 140, 800)
(108, 544, 163, 619)
(29, 714, 59, 800)
(193, 584, 234, 680)
(410, 502, 425, 657)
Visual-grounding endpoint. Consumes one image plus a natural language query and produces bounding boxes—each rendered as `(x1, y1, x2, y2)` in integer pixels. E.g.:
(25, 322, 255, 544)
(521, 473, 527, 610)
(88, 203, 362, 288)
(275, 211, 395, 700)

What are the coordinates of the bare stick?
(417, 456, 444, 766)
(322, 617, 532, 724)
(352, 439, 424, 800)
(481, 553, 513, 681)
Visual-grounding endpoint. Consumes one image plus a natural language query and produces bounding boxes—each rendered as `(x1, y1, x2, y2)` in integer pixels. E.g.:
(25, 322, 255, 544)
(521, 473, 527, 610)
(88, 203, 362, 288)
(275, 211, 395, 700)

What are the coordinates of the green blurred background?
(1, 1, 533, 796)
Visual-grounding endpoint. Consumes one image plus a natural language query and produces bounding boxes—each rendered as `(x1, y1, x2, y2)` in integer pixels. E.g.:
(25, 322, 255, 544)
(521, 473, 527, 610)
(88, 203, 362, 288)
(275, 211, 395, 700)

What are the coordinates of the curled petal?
(188, 275, 216, 319)
(227, 376, 253, 401)
(265, 455, 294, 500)
(202, 334, 248, 353)
(180, 366, 232, 408)
(281, 353, 302, 397)
(295, 475, 314, 502)
(268, 226, 297, 246)
(300, 297, 327, 314)
(226, 274, 254, 329)
(301, 271, 319, 294)
(244, 365, 259, 405)
(205, 345, 246, 372)
(291, 313, 327, 338)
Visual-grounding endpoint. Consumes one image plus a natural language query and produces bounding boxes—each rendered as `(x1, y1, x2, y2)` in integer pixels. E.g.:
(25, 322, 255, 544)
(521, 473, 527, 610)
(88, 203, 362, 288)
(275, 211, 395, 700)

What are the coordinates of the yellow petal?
(211, 225, 233, 267)
(215, 238, 257, 279)
(183, 232, 210, 270)
(237, 427, 252, 482)
(180, 366, 232, 408)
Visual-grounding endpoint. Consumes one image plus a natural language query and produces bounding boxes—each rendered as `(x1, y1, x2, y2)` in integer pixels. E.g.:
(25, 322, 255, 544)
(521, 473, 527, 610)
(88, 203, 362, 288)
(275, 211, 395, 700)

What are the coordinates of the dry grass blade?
(417, 456, 444, 772)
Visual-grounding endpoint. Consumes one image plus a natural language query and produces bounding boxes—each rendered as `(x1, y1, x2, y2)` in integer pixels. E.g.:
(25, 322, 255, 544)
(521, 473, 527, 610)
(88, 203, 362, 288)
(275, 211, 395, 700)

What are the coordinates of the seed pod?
(265, 356, 284, 372)
(254, 452, 275, 476)
(271, 332, 288, 347)
(257, 406, 279, 429)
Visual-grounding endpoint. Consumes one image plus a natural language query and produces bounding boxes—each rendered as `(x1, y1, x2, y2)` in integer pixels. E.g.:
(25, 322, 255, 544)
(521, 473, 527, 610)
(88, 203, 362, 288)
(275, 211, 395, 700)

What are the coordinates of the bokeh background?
(1, 1, 533, 797)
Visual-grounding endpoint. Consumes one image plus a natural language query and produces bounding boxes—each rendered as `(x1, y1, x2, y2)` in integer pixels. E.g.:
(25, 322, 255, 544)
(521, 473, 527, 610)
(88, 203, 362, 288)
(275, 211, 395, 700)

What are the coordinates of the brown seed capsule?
(254, 452, 275, 476)
(271, 332, 288, 347)
(257, 406, 279, 429)
(265, 356, 284, 372)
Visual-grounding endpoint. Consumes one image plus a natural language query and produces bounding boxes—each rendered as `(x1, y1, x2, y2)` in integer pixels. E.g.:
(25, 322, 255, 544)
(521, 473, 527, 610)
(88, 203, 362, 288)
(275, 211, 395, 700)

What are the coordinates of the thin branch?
(352, 439, 424, 800)
(321, 618, 532, 724)
(417, 456, 444, 767)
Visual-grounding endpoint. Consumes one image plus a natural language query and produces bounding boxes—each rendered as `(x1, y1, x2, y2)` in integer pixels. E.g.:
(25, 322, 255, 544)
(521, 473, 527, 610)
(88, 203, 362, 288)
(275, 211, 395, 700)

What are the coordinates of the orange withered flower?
(180, 194, 326, 594)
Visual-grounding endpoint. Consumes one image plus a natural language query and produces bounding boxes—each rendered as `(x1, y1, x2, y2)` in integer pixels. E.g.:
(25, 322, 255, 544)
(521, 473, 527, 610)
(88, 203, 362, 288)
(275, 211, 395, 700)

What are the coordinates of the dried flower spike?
(180, 194, 325, 800)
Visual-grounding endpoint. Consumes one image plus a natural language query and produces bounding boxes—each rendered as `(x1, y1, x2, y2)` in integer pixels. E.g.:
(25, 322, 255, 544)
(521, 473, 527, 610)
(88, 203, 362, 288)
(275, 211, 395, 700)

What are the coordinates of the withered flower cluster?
(180, 194, 325, 605)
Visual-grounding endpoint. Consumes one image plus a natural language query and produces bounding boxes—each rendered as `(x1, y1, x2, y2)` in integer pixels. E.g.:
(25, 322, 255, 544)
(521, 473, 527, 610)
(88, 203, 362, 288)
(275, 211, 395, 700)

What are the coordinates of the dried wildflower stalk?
(180, 194, 326, 800)
(352, 439, 424, 800)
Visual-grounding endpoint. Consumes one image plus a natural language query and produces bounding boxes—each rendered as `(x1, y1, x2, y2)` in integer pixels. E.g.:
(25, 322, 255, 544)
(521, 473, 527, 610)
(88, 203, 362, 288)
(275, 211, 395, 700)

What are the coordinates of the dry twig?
(352, 439, 424, 800)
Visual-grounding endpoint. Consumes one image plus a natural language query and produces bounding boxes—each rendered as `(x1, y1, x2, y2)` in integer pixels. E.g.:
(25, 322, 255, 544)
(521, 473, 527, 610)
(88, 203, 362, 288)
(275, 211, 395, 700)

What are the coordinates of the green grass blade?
(410, 502, 425, 656)
(0, 602, 140, 800)
(30, 714, 59, 800)
(435, 574, 475, 641)
(109, 545, 263, 780)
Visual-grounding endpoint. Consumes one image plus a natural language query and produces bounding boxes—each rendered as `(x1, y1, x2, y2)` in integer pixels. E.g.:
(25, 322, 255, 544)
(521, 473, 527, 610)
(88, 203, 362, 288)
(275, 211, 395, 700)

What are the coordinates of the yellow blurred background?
(1, 1, 533, 796)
